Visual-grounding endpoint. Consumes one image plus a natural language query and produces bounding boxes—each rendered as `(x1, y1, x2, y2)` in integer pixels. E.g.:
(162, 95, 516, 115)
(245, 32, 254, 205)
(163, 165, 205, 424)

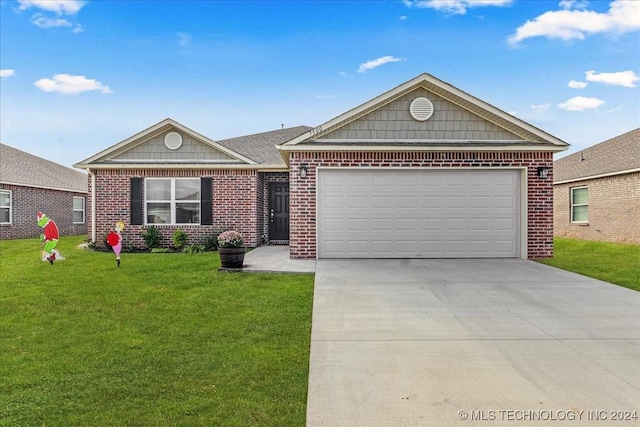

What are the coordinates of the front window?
(145, 178, 200, 224)
(73, 196, 85, 223)
(571, 186, 588, 223)
(0, 190, 11, 224)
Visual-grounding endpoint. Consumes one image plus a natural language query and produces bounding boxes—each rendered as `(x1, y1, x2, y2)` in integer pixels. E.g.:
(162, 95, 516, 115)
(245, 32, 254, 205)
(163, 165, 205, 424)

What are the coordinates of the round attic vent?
(409, 97, 434, 121)
(164, 132, 183, 150)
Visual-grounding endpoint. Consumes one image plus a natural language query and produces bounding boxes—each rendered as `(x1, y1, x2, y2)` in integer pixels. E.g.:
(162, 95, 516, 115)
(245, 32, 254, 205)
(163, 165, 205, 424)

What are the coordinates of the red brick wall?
(554, 172, 640, 244)
(0, 183, 87, 240)
(289, 151, 554, 259)
(90, 169, 260, 250)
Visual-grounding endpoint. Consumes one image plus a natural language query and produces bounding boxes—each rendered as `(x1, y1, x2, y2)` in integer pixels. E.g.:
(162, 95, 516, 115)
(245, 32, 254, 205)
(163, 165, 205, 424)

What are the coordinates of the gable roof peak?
(74, 118, 257, 168)
(282, 72, 568, 149)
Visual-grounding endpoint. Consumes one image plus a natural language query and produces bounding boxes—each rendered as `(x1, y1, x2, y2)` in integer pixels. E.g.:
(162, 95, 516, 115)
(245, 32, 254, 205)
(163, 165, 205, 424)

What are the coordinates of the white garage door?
(317, 169, 521, 259)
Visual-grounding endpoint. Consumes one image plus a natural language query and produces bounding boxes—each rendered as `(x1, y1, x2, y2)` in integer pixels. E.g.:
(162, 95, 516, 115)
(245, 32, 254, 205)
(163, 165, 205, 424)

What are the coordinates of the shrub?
(141, 225, 161, 249)
(202, 232, 221, 251)
(172, 229, 188, 250)
(183, 244, 205, 254)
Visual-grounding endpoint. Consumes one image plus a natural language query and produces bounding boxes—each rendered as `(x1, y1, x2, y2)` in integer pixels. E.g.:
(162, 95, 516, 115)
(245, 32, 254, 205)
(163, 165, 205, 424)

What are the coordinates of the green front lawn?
(540, 238, 640, 291)
(0, 236, 314, 426)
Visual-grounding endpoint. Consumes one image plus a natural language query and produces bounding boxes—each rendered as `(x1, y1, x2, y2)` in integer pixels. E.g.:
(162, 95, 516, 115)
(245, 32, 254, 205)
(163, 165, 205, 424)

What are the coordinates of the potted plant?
(217, 230, 246, 268)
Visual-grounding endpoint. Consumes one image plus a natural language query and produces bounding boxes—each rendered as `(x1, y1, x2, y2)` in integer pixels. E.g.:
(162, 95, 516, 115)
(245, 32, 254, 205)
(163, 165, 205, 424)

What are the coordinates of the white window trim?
(0, 189, 12, 225)
(144, 178, 201, 225)
(73, 196, 86, 224)
(570, 186, 588, 224)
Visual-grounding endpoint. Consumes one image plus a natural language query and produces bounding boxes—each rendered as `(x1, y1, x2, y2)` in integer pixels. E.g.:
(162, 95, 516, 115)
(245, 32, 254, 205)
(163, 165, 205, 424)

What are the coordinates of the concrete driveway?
(306, 259, 640, 426)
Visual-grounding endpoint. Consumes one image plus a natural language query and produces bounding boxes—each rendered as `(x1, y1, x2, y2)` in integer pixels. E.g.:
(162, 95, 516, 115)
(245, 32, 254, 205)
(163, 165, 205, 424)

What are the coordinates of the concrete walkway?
(306, 259, 640, 426)
(241, 245, 315, 273)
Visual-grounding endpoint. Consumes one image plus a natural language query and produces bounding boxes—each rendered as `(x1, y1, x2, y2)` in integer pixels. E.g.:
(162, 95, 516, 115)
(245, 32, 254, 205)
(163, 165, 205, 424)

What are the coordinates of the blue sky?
(1, 0, 639, 168)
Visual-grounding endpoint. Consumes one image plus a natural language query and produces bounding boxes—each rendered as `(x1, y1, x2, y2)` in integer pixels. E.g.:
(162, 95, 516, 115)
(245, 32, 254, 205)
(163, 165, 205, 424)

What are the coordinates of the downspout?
(87, 168, 97, 243)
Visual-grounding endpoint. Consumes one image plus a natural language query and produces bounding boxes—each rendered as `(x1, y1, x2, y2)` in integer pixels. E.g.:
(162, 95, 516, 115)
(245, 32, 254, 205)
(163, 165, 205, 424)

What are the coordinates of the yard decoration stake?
(106, 221, 124, 267)
(37, 211, 61, 265)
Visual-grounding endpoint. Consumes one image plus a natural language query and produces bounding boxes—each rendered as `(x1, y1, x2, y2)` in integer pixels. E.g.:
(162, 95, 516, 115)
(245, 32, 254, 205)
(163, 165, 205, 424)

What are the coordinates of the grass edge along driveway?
(0, 236, 314, 427)
(539, 237, 640, 291)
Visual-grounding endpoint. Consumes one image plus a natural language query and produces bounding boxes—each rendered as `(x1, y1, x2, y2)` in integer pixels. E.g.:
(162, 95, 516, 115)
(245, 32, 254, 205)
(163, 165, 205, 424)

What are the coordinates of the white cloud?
(1, 69, 16, 78)
(357, 56, 404, 73)
(34, 74, 113, 95)
(18, 0, 84, 15)
(559, 0, 589, 10)
(568, 80, 587, 89)
(585, 70, 640, 88)
(531, 103, 551, 112)
(403, 0, 512, 15)
(557, 96, 605, 111)
(32, 14, 72, 28)
(508, 0, 640, 46)
(17, 0, 84, 32)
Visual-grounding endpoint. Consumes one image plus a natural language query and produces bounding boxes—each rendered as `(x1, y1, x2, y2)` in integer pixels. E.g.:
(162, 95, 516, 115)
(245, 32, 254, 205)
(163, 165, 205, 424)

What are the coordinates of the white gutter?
(277, 144, 568, 153)
(553, 167, 640, 185)
(88, 169, 96, 243)
(0, 180, 86, 193)
(73, 163, 287, 170)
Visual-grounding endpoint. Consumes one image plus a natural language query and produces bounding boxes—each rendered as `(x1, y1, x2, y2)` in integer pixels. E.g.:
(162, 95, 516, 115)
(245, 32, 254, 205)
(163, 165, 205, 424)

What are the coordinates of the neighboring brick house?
(75, 73, 568, 259)
(0, 143, 88, 239)
(553, 128, 640, 245)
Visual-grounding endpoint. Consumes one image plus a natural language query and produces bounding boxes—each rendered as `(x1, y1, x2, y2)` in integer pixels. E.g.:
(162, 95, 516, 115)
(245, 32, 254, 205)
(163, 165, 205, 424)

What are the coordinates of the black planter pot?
(218, 246, 246, 268)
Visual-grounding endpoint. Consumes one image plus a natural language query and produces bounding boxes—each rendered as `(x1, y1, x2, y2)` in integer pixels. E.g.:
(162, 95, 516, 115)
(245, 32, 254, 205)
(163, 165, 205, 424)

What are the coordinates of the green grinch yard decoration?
(37, 211, 63, 264)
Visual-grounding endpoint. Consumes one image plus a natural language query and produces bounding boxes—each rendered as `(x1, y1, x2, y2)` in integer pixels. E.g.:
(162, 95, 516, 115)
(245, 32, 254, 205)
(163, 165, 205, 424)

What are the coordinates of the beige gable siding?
(318, 88, 523, 141)
(112, 130, 237, 162)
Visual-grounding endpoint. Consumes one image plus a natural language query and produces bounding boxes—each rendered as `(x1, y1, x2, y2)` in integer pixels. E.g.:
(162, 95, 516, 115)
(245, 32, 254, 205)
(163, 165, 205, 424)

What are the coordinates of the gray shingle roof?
(554, 128, 640, 183)
(0, 143, 88, 192)
(216, 126, 312, 165)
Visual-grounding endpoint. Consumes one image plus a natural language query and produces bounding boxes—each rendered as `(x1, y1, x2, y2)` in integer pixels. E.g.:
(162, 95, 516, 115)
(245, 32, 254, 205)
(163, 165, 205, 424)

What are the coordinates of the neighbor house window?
(73, 196, 85, 223)
(571, 186, 588, 223)
(145, 178, 200, 224)
(0, 190, 11, 224)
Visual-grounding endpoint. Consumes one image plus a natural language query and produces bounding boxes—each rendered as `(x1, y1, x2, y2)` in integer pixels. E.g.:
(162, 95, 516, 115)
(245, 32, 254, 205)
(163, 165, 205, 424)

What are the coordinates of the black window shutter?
(201, 177, 212, 225)
(130, 177, 143, 225)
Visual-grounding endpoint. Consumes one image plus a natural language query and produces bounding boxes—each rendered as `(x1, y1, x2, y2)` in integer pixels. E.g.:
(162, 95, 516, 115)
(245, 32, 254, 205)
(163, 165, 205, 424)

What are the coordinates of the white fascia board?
(0, 180, 87, 193)
(171, 121, 258, 165)
(418, 74, 568, 148)
(553, 168, 640, 185)
(74, 163, 284, 170)
(278, 144, 569, 153)
(282, 76, 425, 147)
(75, 118, 177, 165)
(75, 118, 257, 167)
(282, 73, 569, 148)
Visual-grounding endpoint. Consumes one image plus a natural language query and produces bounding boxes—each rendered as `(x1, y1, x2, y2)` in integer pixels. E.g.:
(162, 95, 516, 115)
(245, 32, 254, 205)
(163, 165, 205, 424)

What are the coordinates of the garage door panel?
(371, 195, 393, 207)
(345, 218, 368, 231)
(495, 218, 516, 231)
(468, 218, 491, 230)
(318, 169, 520, 259)
(495, 195, 516, 208)
(396, 218, 420, 230)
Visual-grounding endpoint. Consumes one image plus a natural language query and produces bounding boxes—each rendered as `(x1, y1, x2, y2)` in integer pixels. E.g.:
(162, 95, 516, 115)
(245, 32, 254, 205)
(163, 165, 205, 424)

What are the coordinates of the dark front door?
(269, 183, 289, 242)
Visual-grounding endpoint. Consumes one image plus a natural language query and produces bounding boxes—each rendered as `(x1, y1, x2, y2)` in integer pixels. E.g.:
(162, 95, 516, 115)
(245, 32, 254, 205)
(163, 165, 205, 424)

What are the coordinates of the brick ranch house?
(1, 143, 88, 240)
(74, 73, 568, 259)
(553, 127, 639, 245)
